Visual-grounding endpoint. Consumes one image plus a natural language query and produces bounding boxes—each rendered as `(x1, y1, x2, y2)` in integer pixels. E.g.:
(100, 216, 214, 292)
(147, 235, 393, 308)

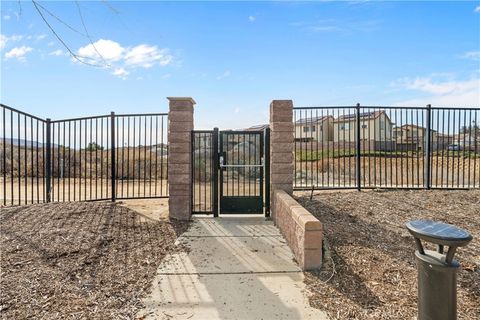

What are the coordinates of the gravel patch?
(297, 189, 480, 320)
(0, 202, 189, 319)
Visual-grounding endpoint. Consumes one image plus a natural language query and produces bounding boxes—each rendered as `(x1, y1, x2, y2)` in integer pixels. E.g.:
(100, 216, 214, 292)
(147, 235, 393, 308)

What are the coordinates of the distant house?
(393, 125, 438, 151)
(244, 124, 269, 132)
(332, 111, 393, 143)
(455, 133, 479, 151)
(294, 116, 333, 142)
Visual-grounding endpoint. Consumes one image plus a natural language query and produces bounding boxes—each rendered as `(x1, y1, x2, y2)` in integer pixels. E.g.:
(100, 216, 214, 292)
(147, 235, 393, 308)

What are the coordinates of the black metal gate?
(192, 128, 270, 216)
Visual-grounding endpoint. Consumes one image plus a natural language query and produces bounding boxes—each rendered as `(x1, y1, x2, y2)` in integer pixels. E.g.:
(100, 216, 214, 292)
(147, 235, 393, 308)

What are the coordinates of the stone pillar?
(168, 97, 195, 220)
(269, 100, 294, 219)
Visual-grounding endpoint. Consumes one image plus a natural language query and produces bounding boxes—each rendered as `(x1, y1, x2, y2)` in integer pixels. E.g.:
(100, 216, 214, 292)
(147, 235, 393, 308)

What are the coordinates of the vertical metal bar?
(144, 116, 147, 197)
(111, 112, 116, 202)
(89, 118, 92, 200)
(73, 121, 77, 201)
(212, 128, 219, 216)
(322, 109, 325, 187)
(294, 110, 297, 188)
(36, 119, 40, 203)
(18, 113, 21, 205)
(219, 132, 224, 212)
(467, 110, 472, 188)
(101, 118, 104, 199)
(2, 107, 5, 206)
(149, 116, 152, 196)
(57, 122, 60, 201)
(425, 105, 432, 189)
(473, 111, 478, 188)
(67, 121, 71, 201)
(383, 110, 388, 187)
(356, 103, 361, 191)
(31, 117, 34, 204)
(24, 115, 27, 204)
(457, 110, 462, 188)
(342, 108, 346, 187)
(121, 117, 125, 197)
(45, 118, 52, 202)
(316, 109, 319, 188)
(264, 127, 270, 217)
(127, 117, 131, 197)
(95, 118, 98, 199)
(259, 132, 264, 203)
(191, 131, 195, 213)
(446, 109, 451, 187)
(63, 121, 66, 201)
(10, 110, 13, 205)
(462, 110, 467, 188)
(132, 116, 136, 196)
(84, 119, 87, 200)
(160, 116, 163, 196)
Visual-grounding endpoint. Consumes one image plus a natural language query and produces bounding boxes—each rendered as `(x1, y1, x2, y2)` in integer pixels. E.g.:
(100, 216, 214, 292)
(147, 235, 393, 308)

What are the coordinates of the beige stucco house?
(332, 111, 393, 142)
(294, 115, 334, 142)
(393, 124, 440, 151)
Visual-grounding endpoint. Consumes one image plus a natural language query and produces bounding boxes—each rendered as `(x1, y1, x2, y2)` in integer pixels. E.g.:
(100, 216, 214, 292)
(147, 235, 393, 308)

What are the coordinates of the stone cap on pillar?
(167, 97, 196, 105)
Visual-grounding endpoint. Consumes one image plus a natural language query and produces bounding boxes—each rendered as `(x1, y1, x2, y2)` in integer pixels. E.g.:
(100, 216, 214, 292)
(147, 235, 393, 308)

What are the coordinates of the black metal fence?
(1, 104, 168, 206)
(293, 105, 479, 190)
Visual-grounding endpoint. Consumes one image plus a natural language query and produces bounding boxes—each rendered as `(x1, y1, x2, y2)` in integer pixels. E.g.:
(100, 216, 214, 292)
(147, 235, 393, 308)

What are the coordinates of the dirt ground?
(296, 189, 480, 320)
(0, 201, 189, 319)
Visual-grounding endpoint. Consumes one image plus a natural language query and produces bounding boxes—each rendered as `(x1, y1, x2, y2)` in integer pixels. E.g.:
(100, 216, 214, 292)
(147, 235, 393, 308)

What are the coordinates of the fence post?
(269, 100, 294, 221)
(168, 97, 195, 220)
(356, 103, 362, 191)
(425, 104, 432, 189)
(45, 118, 52, 202)
(212, 127, 219, 217)
(111, 112, 116, 202)
(264, 127, 271, 217)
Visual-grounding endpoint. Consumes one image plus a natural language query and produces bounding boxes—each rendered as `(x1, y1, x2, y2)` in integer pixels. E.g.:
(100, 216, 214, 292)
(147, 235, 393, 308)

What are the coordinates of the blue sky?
(1, 1, 479, 129)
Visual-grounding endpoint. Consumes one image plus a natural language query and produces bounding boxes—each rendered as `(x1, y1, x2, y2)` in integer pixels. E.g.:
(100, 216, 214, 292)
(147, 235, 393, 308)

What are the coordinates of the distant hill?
(0, 138, 59, 148)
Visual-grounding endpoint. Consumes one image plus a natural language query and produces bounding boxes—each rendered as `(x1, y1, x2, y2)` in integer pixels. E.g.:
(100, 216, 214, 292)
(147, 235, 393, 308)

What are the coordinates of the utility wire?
(75, 1, 110, 68)
(101, 0, 120, 15)
(32, 0, 101, 67)
(33, 1, 88, 37)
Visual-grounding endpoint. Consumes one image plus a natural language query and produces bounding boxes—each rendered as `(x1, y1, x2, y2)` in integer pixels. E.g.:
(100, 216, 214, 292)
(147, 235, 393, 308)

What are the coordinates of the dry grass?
(297, 189, 480, 320)
(0, 143, 167, 179)
(295, 155, 480, 187)
(0, 201, 189, 319)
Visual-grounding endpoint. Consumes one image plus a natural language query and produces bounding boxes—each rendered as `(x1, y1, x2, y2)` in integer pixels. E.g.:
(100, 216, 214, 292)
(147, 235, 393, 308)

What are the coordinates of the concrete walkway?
(138, 215, 328, 320)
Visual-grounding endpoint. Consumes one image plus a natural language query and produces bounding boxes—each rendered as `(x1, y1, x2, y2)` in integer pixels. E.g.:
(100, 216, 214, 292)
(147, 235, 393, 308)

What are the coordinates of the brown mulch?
(297, 189, 480, 320)
(0, 202, 189, 319)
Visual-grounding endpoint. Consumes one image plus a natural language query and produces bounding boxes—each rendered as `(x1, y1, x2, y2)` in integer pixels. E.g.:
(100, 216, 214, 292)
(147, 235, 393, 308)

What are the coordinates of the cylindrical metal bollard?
(406, 220, 472, 320)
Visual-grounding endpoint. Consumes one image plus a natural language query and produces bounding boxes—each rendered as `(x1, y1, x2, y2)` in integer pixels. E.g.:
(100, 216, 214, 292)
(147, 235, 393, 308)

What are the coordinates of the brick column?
(269, 100, 294, 219)
(168, 97, 195, 220)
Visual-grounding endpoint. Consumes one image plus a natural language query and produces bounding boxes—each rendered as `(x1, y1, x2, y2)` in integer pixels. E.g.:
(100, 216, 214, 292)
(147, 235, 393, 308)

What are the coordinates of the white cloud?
(475, 5, 480, 13)
(3, 15, 10, 21)
(36, 34, 47, 41)
(0, 35, 6, 50)
(47, 41, 55, 47)
(395, 76, 480, 106)
(0, 34, 24, 50)
(161, 73, 171, 79)
(216, 70, 231, 80)
(461, 51, 480, 61)
(124, 44, 172, 68)
(234, 107, 240, 113)
(248, 15, 256, 22)
(73, 39, 173, 78)
(78, 39, 125, 63)
(5, 46, 33, 61)
(112, 67, 129, 80)
(49, 49, 65, 57)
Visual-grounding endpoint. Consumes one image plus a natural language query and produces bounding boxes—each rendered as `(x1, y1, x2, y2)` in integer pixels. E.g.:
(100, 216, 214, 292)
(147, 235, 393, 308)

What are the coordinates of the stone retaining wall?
(272, 189, 322, 270)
